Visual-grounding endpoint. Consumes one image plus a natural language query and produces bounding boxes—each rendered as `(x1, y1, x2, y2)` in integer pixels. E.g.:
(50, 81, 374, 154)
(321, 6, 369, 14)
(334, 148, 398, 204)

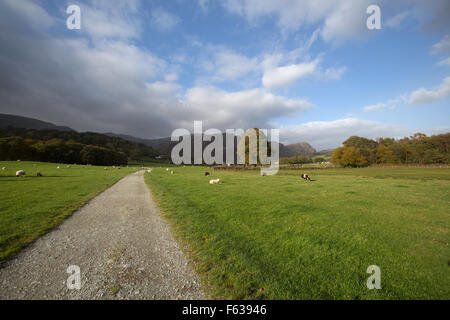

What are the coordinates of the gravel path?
(0, 171, 205, 300)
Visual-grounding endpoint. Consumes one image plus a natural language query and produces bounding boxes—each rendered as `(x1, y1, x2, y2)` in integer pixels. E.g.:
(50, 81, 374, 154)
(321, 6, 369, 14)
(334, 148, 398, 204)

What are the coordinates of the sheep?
(57, 166, 60, 169)
(67, 165, 71, 168)
(16, 170, 26, 177)
(147, 169, 152, 173)
(209, 178, 220, 184)
(36, 171, 43, 177)
(301, 173, 311, 181)
(171, 170, 174, 174)
(205, 172, 210, 176)
(166, 168, 169, 171)
(2, 167, 6, 171)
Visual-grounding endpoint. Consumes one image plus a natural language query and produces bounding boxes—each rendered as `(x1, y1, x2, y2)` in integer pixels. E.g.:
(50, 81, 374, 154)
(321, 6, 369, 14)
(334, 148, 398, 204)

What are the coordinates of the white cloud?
(151, 8, 181, 31)
(222, 0, 373, 44)
(222, 0, 335, 32)
(201, 47, 259, 82)
(364, 103, 387, 112)
(385, 11, 411, 29)
(0, 0, 54, 30)
(321, 0, 372, 45)
(438, 57, 450, 66)
(323, 66, 347, 80)
(432, 35, 450, 67)
(363, 77, 450, 111)
(82, 1, 141, 39)
(262, 59, 319, 89)
(408, 77, 450, 105)
(431, 35, 450, 55)
(182, 86, 313, 129)
(221, 1, 449, 44)
(363, 98, 399, 112)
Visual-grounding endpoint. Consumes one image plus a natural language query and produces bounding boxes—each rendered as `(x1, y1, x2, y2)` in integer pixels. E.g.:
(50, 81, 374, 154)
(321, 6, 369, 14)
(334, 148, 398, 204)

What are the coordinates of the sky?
(0, 0, 449, 150)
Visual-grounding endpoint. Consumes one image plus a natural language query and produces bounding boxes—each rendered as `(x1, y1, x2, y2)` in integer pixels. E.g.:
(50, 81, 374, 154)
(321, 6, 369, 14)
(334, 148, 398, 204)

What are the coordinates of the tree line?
(331, 133, 450, 167)
(0, 127, 157, 166)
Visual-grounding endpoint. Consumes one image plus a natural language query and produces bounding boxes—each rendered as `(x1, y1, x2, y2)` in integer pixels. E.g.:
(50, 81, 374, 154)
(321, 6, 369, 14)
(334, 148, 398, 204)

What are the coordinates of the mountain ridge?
(0, 113, 327, 158)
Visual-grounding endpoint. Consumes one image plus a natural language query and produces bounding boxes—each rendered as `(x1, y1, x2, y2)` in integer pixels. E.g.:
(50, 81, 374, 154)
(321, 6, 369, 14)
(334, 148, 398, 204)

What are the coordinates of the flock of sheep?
(5, 163, 312, 182)
(145, 167, 311, 184)
(8, 163, 124, 178)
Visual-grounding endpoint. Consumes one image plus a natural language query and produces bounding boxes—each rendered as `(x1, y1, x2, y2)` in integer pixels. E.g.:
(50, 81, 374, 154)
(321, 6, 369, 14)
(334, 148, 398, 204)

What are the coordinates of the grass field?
(0, 161, 137, 264)
(144, 166, 450, 299)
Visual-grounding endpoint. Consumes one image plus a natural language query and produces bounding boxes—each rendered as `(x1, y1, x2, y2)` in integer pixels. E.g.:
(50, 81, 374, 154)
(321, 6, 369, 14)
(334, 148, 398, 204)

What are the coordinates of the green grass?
(0, 161, 137, 264)
(144, 166, 450, 299)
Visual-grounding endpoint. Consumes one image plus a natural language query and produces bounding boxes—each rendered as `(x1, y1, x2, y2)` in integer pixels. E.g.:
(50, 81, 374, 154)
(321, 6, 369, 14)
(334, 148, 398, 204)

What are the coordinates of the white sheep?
(209, 178, 220, 184)
(166, 168, 169, 171)
(1, 167, 6, 171)
(57, 166, 60, 169)
(171, 170, 174, 174)
(16, 170, 26, 177)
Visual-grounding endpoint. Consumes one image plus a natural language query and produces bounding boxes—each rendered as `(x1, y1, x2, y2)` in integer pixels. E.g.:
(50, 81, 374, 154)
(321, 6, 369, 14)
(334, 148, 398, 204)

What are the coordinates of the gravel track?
(0, 171, 205, 300)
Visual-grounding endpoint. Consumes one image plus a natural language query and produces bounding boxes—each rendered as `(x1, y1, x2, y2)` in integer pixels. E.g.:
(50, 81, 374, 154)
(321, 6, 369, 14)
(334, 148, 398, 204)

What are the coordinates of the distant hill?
(104, 133, 174, 157)
(0, 114, 74, 132)
(0, 127, 156, 165)
(0, 113, 321, 162)
(283, 142, 316, 157)
(315, 148, 335, 157)
(106, 132, 314, 160)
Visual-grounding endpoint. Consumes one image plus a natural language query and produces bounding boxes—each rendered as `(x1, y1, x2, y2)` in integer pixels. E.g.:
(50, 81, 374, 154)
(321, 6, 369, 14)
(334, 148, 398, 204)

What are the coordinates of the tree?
(376, 144, 398, 164)
(331, 146, 368, 167)
(343, 136, 378, 164)
(237, 128, 272, 165)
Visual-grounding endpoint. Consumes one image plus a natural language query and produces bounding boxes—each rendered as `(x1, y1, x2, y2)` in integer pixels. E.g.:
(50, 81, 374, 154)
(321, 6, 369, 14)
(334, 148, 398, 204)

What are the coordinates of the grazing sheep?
(2, 167, 6, 171)
(104, 167, 108, 170)
(209, 178, 220, 184)
(67, 165, 71, 168)
(16, 170, 26, 177)
(36, 171, 43, 177)
(57, 166, 60, 169)
(171, 170, 174, 174)
(301, 173, 311, 181)
(166, 168, 169, 171)
(205, 172, 210, 176)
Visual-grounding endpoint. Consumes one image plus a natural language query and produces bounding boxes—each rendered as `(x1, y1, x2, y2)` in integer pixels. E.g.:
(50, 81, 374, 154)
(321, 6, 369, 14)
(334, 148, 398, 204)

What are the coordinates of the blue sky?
(0, 0, 449, 149)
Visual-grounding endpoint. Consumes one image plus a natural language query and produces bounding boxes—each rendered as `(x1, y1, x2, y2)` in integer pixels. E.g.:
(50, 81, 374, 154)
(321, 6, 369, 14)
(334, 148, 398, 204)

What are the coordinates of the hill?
(107, 132, 306, 162)
(284, 142, 316, 156)
(0, 114, 74, 132)
(0, 127, 156, 165)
